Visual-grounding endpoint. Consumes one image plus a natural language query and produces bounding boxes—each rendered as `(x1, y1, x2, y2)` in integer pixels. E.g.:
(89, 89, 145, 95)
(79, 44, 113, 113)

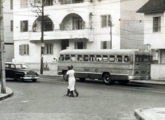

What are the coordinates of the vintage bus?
(57, 49, 151, 84)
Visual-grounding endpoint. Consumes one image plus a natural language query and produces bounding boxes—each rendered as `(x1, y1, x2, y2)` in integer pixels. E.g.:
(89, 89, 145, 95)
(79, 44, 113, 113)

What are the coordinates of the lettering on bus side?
(59, 54, 131, 63)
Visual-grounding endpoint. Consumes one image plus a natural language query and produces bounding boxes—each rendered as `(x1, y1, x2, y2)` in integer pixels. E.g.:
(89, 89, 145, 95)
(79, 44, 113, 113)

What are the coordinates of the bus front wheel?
(103, 73, 113, 85)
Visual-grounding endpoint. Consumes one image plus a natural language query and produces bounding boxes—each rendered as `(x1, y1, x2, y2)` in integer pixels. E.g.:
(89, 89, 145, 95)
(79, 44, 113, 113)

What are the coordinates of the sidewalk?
(130, 79, 165, 86)
(0, 87, 14, 101)
(135, 108, 165, 120)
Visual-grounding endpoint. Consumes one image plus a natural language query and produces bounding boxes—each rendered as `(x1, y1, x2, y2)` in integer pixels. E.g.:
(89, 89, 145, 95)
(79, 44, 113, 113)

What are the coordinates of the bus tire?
(103, 73, 113, 85)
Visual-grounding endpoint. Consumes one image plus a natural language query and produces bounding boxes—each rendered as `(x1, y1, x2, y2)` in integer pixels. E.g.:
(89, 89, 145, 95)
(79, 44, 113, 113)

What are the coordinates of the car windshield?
(15, 64, 28, 69)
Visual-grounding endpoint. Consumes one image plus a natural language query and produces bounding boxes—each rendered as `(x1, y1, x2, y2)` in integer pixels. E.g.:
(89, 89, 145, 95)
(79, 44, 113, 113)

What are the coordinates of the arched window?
(60, 13, 85, 30)
(32, 16, 54, 32)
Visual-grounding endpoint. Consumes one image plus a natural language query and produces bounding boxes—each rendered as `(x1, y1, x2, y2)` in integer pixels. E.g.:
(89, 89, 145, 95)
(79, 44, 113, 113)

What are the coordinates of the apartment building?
(13, 0, 149, 71)
(13, 0, 121, 68)
(3, 0, 14, 62)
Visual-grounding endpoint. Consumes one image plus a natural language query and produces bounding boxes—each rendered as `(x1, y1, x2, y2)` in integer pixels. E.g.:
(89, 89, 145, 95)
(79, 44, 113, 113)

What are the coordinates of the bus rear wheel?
(103, 73, 113, 85)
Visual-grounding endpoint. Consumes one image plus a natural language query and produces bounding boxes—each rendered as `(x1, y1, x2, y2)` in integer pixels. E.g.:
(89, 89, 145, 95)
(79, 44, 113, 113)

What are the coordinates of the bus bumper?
(128, 76, 150, 80)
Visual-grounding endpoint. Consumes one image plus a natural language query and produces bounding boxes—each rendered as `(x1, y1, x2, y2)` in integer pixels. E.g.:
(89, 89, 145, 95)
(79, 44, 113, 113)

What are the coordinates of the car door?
(5, 64, 15, 80)
(5, 64, 10, 78)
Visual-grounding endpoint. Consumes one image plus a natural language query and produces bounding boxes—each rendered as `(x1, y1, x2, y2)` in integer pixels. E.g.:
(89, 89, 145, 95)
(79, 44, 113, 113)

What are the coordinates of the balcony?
(29, 29, 93, 42)
(59, 0, 84, 4)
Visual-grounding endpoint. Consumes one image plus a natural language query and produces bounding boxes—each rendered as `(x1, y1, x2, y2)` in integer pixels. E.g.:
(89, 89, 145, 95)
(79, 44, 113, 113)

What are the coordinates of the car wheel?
(103, 73, 113, 85)
(32, 79, 37, 82)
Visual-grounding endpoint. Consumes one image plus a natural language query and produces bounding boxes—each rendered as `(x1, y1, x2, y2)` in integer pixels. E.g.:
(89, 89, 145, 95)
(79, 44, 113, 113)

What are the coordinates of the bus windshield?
(135, 55, 151, 62)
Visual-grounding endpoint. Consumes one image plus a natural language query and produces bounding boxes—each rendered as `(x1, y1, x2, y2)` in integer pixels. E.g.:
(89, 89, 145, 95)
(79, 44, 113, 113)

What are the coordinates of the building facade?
(13, 0, 121, 69)
(13, 0, 150, 72)
(120, 0, 148, 49)
(138, 0, 165, 80)
(3, 0, 14, 62)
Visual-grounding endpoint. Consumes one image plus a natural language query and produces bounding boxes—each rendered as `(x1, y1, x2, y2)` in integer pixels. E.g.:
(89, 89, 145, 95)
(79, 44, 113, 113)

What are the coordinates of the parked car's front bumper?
(20, 76, 39, 80)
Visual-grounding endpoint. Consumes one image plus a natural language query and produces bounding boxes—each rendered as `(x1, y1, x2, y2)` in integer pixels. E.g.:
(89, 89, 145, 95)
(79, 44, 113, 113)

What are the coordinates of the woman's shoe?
(74, 89, 79, 97)
(66, 89, 70, 96)
(69, 91, 74, 97)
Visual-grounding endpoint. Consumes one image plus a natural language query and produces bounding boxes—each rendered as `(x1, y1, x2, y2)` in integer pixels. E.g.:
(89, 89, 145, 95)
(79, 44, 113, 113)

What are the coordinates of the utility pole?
(40, 0, 44, 74)
(0, 0, 6, 93)
(109, 15, 112, 49)
(32, 0, 45, 74)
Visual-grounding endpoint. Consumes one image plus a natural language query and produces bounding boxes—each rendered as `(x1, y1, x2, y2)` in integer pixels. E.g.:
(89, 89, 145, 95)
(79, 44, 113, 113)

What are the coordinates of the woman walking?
(66, 65, 79, 97)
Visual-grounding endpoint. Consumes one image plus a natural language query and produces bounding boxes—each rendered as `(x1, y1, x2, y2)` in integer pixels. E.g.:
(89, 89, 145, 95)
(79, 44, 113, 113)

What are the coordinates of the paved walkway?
(0, 86, 14, 101)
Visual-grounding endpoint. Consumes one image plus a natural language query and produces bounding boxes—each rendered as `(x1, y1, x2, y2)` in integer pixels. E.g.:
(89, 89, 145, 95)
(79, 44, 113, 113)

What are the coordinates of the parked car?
(5, 62, 39, 82)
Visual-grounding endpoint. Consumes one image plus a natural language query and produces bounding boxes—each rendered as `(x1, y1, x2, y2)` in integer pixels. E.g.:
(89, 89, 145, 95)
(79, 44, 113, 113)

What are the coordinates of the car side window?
(5, 64, 9, 68)
(10, 64, 15, 68)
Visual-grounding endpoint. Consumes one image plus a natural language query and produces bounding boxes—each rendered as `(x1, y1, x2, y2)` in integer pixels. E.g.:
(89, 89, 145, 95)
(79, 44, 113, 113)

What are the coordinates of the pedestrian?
(66, 65, 79, 97)
(65, 66, 71, 97)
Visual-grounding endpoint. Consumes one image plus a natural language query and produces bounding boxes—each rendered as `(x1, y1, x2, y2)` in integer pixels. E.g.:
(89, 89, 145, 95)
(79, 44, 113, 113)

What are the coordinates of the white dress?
(66, 69, 76, 91)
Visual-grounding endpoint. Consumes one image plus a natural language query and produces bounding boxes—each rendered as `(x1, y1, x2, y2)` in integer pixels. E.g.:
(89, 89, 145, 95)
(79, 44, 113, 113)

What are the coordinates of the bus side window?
(116, 55, 122, 62)
(102, 55, 108, 62)
(109, 55, 115, 62)
(84, 55, 88, 61)
(71, 55, 76, 61)
(78, 55, 83, 61)
(89, 55, 95, 61)
(124, 56, 129, 62)
(96, 55, 102, 62)
(65, 55, 70, 61)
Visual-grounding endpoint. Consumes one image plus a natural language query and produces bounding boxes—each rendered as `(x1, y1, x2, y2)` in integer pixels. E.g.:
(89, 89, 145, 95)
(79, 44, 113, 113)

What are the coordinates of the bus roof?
(60, 49, 150, 55)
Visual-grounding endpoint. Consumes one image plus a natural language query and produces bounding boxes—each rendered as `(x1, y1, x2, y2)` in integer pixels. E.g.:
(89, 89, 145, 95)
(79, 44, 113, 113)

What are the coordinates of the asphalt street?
(0, 77, 165, 120)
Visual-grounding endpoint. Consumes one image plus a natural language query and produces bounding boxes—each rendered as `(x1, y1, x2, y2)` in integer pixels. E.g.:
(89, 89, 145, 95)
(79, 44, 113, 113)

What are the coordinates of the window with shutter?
(20, 0, 28, 8)
(20, 20, 28, 32)
(153, 17, 161, 32)
(19, 44, 29, 55)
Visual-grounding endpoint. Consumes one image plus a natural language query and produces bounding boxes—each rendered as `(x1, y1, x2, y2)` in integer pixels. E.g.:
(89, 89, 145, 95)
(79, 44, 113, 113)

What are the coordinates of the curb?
(130, 80, 165, 86)
(134, 109, 146, 120)
(134, 108, 165, 120)
(0, 87, 14, 101)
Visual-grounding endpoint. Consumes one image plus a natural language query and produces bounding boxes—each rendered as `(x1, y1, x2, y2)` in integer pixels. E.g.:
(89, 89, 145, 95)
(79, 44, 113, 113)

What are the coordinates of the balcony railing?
(59, 0, 84, 4)
(27, 29, 93, 42)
